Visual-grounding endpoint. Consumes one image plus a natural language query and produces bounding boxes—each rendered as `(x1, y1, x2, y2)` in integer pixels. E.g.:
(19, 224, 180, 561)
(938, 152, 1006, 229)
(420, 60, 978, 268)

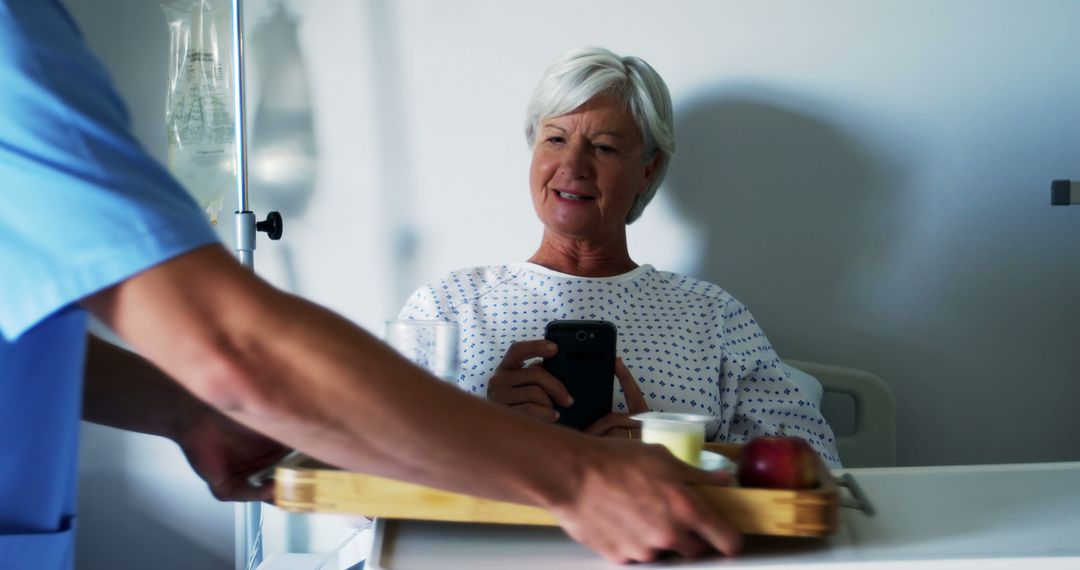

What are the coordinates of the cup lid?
(632, 411, 713, 425)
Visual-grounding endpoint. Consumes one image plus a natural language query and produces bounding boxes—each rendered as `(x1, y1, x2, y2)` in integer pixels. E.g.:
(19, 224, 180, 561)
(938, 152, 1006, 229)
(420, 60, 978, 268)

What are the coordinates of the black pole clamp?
(256, 211, 284, 240)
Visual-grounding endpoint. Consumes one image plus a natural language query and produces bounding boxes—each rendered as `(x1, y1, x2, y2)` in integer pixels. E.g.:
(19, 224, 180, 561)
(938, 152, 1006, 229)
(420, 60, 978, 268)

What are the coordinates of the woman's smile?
(552, 189, 596, 202)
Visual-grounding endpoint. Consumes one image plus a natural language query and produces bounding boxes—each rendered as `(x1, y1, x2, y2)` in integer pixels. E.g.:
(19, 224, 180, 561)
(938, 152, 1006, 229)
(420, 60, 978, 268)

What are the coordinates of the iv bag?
(163, 0, 235, 224)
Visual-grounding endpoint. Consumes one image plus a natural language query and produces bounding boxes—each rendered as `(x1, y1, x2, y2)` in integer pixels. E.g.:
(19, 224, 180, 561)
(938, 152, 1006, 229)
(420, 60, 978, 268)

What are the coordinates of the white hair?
(524, 47, 675, 224)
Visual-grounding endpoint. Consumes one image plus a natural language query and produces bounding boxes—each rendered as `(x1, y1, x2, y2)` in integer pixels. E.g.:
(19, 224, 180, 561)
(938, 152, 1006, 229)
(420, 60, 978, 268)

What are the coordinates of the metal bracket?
(1051, 180, 1079, 206)
(836, 473, 876, 516)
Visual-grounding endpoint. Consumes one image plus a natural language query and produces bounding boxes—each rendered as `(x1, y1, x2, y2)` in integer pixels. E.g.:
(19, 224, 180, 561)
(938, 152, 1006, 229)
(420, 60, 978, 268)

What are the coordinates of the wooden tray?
(274, 442, 839, 537)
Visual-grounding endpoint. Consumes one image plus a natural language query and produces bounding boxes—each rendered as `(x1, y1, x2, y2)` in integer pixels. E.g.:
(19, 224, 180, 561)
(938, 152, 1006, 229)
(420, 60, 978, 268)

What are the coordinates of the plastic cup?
(383, 320, 460, 382)
(632, 412, 712, 466)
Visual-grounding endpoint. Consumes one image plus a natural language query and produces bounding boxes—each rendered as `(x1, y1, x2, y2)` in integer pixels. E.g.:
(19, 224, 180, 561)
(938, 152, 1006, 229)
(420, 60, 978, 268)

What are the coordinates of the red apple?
(737, 436, 821, 489)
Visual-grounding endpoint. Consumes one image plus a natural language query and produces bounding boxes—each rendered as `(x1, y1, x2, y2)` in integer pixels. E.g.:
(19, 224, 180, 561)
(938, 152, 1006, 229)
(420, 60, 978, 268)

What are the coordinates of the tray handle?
(248, 450, 307, 487)
(836, 473, 875, 516)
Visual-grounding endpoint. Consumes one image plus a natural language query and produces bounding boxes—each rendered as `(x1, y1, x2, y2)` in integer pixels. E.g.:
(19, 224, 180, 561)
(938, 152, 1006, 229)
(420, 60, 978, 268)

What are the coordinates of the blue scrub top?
(0, 1, 219, 567)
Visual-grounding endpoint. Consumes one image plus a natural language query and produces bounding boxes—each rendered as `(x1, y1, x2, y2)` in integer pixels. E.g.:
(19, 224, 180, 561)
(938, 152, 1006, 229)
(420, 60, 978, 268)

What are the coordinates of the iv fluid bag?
(163, 0, 235, 224)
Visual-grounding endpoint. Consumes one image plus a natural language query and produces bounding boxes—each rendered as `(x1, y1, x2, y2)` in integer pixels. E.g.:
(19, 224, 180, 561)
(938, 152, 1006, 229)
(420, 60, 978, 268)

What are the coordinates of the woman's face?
(530, 94, 658, 242)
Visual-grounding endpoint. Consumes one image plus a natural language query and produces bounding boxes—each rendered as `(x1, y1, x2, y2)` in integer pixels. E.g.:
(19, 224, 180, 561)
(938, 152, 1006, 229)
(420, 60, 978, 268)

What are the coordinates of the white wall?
(64, 0, 1080, 566)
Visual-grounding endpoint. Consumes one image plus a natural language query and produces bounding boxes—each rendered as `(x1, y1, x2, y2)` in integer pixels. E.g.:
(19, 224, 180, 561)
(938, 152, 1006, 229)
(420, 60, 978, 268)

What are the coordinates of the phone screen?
(542, 320, 617, 431)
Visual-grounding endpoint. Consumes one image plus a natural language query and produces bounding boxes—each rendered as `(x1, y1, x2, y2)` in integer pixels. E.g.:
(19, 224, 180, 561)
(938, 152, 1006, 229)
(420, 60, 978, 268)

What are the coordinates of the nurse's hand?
(548, 436, 742, 563)
(585, 357, 649, 439)
(176, 408, 291, 502)
(487, 339, 571, 422)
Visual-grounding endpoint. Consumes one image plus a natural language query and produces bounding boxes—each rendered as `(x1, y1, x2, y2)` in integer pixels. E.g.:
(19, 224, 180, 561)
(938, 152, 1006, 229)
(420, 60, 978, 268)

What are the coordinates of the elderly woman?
(399, 47, 840, 466)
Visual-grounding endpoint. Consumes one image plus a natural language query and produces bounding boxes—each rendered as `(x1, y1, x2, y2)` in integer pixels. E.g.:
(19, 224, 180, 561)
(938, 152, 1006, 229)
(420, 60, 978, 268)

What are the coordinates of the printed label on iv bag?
(163, 0, 235, 224)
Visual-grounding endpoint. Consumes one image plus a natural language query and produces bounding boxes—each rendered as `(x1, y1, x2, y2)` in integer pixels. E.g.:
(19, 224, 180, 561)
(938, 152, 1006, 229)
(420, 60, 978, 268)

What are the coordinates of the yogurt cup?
(632, 412, 712, 466)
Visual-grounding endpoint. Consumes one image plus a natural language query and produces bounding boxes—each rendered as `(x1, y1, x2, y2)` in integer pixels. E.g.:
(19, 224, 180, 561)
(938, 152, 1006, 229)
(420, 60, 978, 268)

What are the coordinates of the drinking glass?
(383, 319, 461, 382)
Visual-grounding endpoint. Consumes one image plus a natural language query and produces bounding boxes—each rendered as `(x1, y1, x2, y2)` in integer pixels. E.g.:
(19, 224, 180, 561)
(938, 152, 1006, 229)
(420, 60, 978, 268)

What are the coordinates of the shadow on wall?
(247, 1, 318, 294)
(664, 87, 908, 363)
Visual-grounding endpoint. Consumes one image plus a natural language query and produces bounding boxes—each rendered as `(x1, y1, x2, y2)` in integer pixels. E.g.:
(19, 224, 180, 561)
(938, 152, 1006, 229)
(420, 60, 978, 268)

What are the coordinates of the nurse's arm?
(82, 334, 290, 501)
(83, 333, 200, 438)
(79, 244, 564, 496)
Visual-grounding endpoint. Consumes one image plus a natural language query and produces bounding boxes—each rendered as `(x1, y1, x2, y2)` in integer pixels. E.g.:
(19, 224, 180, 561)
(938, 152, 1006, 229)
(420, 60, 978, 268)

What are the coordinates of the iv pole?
(232, 0, 282, 271)
(230, 0, 281, 567)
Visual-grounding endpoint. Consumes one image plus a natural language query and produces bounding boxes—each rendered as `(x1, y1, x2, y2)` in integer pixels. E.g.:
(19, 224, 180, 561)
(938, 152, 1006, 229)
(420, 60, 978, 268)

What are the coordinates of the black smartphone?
(542, 320, 617, 431)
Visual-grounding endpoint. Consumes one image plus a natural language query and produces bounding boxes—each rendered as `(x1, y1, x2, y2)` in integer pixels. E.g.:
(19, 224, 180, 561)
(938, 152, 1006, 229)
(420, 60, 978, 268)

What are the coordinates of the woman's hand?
(487, 339, 571, 422)
(585, 357, 650, 439)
